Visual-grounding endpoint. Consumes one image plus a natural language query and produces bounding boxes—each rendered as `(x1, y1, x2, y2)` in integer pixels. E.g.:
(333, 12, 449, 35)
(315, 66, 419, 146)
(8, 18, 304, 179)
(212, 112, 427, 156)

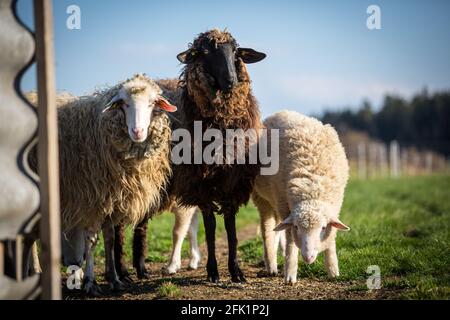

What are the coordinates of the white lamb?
(252, 110, 350, 284)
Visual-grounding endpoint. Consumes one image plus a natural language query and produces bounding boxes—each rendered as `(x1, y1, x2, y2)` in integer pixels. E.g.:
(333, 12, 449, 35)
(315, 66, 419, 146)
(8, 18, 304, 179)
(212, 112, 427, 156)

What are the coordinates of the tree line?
(320, 89, 450, 157)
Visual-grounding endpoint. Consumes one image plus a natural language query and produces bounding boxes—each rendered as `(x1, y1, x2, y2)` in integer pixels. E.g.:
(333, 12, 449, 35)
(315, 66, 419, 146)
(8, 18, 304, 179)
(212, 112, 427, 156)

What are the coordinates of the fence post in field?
(390, 141, 400, 178)
(379, 144, 388, 177)
(34, 0, 62, 300)
(425, 152, 433, 174)
(368, 143, 377, 178)
(358, 142, 367, 179)
(401, 149, 409, 176)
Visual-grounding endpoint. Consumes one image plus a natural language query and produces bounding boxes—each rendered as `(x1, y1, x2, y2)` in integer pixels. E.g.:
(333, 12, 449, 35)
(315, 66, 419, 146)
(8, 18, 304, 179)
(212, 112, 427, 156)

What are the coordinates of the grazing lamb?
(28, 74, 177, 294)
(116, 29, 266, 283)
(252, 111, 350, 285)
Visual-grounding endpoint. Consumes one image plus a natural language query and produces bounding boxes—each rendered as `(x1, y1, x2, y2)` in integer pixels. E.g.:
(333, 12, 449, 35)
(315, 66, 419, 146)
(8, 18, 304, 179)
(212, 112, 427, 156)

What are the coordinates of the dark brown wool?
(167, 30, 263, 215)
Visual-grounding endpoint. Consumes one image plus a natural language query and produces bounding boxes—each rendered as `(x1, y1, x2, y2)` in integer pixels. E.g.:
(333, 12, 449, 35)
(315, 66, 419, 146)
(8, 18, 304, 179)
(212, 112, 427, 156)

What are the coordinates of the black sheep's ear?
(177, 49, 197, 64)
(237, 48, 266, 64)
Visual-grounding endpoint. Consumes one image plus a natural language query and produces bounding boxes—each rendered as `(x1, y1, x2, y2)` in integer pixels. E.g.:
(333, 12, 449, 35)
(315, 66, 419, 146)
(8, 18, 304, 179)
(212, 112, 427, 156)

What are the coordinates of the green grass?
(156, 281, 181, 299)
(239, 175, 450, 299)
(93, 175, 449, 299)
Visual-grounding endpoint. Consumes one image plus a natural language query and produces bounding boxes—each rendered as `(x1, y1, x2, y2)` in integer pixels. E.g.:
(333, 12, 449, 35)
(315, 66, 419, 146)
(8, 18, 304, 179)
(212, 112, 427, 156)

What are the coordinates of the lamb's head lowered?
(274, 200, 350, 264)
(177, 29, 266, 92)
(103, 74, 177, 143)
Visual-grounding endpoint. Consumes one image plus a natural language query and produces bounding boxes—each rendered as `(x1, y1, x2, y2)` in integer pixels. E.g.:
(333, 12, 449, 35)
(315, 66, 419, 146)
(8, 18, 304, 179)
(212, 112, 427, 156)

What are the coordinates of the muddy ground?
(63, 225, 404, 300)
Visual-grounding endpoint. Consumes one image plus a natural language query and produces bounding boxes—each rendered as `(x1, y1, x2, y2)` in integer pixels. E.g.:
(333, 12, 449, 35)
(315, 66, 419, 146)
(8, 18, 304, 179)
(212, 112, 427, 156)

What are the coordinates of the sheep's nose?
(132, 127, 143, 135)
(224, 77, 236, 90)
(302, 254, 317, 265)
(132, 127, 144, 139)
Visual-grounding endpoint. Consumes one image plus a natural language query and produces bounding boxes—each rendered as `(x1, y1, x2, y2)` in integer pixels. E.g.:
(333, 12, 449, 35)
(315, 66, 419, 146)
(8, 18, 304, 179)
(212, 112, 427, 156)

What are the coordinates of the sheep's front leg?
(260, 214, 279, 276)
(102, 219, 126, 291)
(133, 217, 150, 279)
(284, 228, 299, 285)
(225, 213, 246, 283)
(324, 240, 339, 278)
(83, 231, 102, 296)
(165, 207, 192, 274)
(202, 209, 219, 283)
(188, 208, 201, 270)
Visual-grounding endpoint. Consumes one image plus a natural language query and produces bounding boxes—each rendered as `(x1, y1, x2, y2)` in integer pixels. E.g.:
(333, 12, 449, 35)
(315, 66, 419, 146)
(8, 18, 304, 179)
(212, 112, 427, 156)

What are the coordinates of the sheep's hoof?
(136, 269, 150, 279)
(188, 262, 199, 270)
(207, 271, 220, 283)
(284, 275, 297, 286)
(109, 279, 127, 292)
(230, 266, 246, 283)
(188, 257, 200, 270)
(163, 263, 181, 275)
(117, 269, 133, 283)
(231, 273, 246, 283)
(120, 273, 133, 284)
(83, 278, 103, 297)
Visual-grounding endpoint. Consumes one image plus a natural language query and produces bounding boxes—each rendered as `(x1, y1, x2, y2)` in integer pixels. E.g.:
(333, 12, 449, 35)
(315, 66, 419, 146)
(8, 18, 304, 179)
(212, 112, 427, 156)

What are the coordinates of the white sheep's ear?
(155, 97, 177, 112)
(330, 219, 350, 231)
(177, 49, 197, 64)
(274, 215, 294, 232)
(103, 94, 121, 113)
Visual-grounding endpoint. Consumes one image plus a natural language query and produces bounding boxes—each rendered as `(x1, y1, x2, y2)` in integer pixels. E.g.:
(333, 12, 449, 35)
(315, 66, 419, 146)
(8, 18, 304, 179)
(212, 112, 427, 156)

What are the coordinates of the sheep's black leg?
(224, 214, 246, 282)
(113, 223, 131, 282)
(202, 210, 219, 283)
(133, 217, 149, 279)
(102, 219, 126, 292)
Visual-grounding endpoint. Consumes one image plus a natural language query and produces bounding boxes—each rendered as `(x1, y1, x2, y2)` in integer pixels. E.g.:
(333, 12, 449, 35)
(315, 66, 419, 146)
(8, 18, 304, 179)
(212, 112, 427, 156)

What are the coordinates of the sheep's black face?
(177, 37, 267, 93)
(201, 42, 238, 92)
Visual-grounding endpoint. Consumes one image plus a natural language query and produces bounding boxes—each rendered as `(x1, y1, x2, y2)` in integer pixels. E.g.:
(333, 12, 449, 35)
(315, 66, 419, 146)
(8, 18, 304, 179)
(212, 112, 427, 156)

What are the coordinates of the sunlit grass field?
(240, 175, 450, 299)
(95, 175, 450, 299)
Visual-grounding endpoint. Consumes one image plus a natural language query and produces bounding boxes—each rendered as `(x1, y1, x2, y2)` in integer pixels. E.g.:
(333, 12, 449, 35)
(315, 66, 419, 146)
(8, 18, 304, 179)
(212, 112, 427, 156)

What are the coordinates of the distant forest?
(320, 89, 450, 157)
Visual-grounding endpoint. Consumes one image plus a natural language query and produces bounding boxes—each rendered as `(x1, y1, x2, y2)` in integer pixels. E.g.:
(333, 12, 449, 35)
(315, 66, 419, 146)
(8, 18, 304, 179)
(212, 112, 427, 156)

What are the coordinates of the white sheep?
(252, 110, 350, 284)
(28, 74, 177, 294)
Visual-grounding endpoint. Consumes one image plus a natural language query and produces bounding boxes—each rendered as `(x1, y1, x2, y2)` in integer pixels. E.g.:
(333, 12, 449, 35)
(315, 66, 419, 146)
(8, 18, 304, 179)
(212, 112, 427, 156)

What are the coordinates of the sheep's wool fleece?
(32, 75, 172, 232)
(162, 29, 262, 216)
(253, 111, 349, 227)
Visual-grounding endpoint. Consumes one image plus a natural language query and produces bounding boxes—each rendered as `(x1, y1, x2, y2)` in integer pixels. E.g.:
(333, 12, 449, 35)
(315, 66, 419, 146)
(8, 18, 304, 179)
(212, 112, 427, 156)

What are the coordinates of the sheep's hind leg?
(188, 208, 201, 270)
(133, 217, 150, 279)
(258, 214, 279, 277)
(114, 223, 132, 282)
(165, 207, 192, 274)
(202, 208, 219, 283)
(83, 231, 103, 296)
(224, 214, 246, 283)
(102, 219, 126, 292)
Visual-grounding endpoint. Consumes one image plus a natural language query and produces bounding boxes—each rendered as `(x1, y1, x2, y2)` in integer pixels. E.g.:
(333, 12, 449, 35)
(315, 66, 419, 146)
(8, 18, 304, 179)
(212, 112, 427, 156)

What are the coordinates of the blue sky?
(17, 0, 450, 117)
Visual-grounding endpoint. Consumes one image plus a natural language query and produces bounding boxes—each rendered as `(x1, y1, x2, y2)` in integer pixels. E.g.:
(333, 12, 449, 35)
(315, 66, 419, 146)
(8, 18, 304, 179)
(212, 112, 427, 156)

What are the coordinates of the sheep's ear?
(155, 97, 177, 112)
(237, 48, 266, 64)
(177, 49, 197, 64)
(103, 95, 122, 113)
(274, 215, 294, 231)
(330, 219, 350, 231)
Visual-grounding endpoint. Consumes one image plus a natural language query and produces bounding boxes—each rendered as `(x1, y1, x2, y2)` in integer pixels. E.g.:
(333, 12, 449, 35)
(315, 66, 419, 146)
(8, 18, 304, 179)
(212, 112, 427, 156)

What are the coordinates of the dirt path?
(64, 224, 403, 300)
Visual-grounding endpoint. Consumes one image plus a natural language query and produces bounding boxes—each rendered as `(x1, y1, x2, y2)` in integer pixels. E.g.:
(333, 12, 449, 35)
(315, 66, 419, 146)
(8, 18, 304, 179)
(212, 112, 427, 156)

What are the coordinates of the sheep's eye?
(322, 226, 327, 231)
(294, 225, 298, 230)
